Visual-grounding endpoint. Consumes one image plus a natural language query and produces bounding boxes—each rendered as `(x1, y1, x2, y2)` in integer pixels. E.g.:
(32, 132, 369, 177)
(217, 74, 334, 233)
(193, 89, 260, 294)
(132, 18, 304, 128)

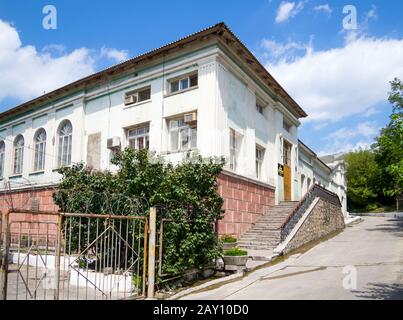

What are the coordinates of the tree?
(373, 78, 403, 201)
(344, 149, 382, 210)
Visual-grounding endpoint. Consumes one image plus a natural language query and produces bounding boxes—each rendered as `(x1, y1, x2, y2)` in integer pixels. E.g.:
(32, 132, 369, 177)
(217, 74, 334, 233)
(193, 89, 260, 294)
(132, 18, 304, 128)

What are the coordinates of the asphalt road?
(181, 216, 403, 300)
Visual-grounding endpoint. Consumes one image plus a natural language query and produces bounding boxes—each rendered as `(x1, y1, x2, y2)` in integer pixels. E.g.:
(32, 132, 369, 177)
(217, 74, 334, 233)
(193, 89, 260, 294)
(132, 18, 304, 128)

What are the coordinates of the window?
(58, 120, 72, 168)
(229, 129, 241, 171)
(301, 174, 305, 195)
(0, 141, 5, 178)
(124, 87, 151, 106)
(256, 99, 266, 115)
(168, 117, 197, 152)
(283, 140, 292, 166)
(34, 128, 46, 171)
(256, 146, 265, 179)
(13, 135, 24, 175)
(128, 125, 150, 150)
(169, 73, 198, 94)
(283, 119, 292, 132)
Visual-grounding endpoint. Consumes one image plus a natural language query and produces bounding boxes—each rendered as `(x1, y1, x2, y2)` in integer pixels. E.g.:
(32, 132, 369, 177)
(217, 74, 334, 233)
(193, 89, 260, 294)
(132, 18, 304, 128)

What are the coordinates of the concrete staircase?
(238, 201, 298, 251)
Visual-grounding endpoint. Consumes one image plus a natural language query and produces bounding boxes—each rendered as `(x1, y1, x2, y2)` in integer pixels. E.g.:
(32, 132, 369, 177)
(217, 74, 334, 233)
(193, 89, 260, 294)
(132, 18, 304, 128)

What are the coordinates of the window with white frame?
(169, 73, 198, 94)
(124, 86, 151, 106)
(229, 129, 241, 171)
(0, 141, 5, 178)
(127, 125, 150, 150)
(13, 135, 24, 175)
(168, 117, 197, 152)
(58, 120, 72, 168)
(256, 146, 265, 179)
(34, 128, 46, 171)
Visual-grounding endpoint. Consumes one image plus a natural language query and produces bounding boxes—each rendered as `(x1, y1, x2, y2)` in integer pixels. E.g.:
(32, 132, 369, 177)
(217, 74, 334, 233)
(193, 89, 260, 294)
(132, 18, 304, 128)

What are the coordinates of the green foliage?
(53, 148, 225, 275)
(345, 78, 403, 211)
(220, 235, 237, 243)
(374, 78, 403, 198)
(223, 247, 247, 256)
(344, 149, 382, 210)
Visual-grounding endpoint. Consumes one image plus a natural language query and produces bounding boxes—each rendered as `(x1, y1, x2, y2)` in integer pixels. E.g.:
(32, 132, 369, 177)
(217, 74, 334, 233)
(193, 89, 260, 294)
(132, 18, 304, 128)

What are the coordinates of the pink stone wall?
(217, 172, 275, 239)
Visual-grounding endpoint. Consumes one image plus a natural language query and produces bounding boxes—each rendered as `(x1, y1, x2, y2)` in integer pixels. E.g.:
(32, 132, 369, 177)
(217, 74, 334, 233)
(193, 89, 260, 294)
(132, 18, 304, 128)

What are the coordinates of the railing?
(280, 184, 342, 242)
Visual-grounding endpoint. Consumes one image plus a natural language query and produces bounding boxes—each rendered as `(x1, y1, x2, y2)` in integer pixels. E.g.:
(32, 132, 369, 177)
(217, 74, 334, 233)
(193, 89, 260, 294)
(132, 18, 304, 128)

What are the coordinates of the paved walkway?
(181, 217, 403, 300)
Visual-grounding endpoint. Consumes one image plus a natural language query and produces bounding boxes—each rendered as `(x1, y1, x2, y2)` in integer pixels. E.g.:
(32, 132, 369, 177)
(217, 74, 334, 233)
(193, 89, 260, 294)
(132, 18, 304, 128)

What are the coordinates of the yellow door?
(284, 164, 291, 201)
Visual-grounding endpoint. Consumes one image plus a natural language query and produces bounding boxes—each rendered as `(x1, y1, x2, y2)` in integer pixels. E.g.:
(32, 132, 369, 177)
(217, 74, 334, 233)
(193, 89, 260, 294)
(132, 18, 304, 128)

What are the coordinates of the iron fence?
(1, 209, 148, 300)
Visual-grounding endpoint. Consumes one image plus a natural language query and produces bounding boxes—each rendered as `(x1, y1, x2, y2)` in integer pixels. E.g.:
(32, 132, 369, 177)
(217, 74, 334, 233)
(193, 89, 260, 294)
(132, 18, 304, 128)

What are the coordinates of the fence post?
(147, 207, 156, 298)
(0, 208, 10, 300)
(54, 214, 63, 300)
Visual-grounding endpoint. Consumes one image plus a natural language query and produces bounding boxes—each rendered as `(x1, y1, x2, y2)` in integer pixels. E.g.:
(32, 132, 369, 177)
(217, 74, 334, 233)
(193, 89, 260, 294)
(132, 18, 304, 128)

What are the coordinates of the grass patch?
(223, 247, 247, 256)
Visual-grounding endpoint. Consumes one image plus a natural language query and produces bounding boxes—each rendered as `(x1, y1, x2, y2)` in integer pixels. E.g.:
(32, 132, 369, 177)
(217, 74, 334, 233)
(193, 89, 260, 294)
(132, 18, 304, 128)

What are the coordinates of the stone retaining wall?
(281, 198, 345, 255)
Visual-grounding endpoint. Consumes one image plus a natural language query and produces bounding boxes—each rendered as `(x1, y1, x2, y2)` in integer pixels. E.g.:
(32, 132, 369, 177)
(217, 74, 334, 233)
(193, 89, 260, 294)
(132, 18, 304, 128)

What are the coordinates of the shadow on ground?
(365, 218, 403, 238)
(353, 282, 403, 300)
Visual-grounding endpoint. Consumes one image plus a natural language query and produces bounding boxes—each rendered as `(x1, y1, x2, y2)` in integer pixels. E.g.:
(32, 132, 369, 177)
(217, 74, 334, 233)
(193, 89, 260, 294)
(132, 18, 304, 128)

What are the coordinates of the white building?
(0, 23, 347, 229)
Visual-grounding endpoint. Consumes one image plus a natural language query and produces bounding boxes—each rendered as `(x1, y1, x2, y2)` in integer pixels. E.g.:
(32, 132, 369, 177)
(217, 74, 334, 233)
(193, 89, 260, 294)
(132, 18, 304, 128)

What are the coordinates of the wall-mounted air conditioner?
(124, 94, 137, 106)
(107, 137, 121, 149)
(184, 112, 197, 123)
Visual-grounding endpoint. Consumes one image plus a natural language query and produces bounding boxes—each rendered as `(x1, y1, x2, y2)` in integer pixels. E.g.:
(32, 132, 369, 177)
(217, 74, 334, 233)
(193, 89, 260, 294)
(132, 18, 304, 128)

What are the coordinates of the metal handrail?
(280, 184, 342, 241)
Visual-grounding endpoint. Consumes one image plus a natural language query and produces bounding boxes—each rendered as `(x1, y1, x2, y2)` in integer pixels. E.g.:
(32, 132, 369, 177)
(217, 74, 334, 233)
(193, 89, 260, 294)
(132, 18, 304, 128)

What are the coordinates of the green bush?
(220, 235, 237, 243)
(53, 148, 226, 275)
(223, 247, 247, 256)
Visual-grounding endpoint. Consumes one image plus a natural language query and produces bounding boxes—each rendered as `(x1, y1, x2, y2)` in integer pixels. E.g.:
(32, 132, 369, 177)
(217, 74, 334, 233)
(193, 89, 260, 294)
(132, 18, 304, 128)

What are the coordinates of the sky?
(0, 0, 402, 155)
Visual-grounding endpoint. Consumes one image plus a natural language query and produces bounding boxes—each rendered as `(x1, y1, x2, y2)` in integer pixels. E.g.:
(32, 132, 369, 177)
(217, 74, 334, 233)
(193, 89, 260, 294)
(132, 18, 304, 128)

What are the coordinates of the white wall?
(0, 43, 312, 207)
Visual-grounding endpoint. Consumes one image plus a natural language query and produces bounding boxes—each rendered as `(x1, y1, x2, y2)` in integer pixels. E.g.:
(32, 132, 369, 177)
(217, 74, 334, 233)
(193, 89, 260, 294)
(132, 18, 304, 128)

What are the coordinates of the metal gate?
(1, 208, 148, 300)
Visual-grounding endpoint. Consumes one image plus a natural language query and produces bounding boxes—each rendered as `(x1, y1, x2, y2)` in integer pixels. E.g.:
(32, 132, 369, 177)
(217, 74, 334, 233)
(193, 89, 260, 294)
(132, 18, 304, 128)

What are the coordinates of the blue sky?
(0, 0, 402, 155)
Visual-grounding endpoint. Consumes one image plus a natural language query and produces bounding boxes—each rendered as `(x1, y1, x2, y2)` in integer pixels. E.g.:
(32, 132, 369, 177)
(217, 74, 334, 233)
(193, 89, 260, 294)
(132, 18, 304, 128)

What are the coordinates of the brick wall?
(217, 171, 275, 239)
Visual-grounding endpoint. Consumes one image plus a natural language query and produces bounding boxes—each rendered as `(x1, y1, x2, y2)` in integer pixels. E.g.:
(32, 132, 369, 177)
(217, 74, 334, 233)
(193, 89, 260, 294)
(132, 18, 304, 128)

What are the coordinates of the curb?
(344, 216, 362, 226)
(167, 272, 244, 300)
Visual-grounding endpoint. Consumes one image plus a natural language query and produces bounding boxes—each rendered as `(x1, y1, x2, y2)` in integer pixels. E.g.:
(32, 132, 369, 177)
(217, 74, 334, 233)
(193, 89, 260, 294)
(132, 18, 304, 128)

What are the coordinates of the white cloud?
(0, 19, 130, 104)
(100, 47, 129, 63)
(275, 1, 305, 23)
(313, 4, 332, 16)
(260, 36, 313, 63)
(264, 36, 403, 122)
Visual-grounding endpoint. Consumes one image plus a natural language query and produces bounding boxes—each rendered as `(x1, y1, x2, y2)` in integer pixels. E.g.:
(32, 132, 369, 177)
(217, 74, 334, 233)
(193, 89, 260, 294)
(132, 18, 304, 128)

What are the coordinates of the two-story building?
(0, 23, 347, 238)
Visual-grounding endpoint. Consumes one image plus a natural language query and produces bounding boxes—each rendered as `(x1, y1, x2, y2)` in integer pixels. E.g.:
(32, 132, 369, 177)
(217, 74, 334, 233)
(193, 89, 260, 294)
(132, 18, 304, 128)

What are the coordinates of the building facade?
(0, 23, 347, 238)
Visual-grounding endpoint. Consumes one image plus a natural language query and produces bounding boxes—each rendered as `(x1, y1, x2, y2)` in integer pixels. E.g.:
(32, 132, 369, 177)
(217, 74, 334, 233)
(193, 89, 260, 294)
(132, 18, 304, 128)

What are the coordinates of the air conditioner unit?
(107, 137, 121, 149)
(124, 94, 137, 106)
(184, 112, 197, 123)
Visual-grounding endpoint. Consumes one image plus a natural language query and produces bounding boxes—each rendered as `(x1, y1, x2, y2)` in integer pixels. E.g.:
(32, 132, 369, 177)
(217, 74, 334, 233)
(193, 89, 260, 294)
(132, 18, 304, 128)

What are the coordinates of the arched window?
(13, 135, 24, 174)
(58, 120, 72, 167)
(0, 141, 5, 178)
(34, 128, 47, 171)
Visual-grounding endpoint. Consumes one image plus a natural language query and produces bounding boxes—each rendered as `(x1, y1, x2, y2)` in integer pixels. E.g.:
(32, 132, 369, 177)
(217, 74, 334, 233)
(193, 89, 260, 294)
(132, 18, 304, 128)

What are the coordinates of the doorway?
(283, 140, 292, 201)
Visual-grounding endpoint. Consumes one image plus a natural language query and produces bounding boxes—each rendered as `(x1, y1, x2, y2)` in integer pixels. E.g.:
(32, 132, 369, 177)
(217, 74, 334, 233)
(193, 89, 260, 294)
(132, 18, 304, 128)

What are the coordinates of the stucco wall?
(282, 198, 345, 255)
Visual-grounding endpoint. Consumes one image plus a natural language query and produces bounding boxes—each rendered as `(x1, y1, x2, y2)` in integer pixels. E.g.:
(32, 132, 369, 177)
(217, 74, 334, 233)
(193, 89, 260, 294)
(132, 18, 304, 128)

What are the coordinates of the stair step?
(239, 244, 276, 250)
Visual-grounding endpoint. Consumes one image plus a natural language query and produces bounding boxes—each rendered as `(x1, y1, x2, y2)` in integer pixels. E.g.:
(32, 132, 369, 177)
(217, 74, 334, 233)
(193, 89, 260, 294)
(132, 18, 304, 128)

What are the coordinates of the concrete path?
(180, 217, 403, 300)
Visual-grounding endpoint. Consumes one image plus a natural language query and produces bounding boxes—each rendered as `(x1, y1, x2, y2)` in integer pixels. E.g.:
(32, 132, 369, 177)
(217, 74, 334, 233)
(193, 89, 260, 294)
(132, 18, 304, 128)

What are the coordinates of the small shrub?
(223, 247, 247, 256)
(221, 235, 237, 243)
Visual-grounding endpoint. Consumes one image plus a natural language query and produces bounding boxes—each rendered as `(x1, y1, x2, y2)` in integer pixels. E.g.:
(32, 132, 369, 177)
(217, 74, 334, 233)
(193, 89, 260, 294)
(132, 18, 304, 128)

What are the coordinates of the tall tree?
(373, 78, 403, 202)
(344, 149, 381, 210)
